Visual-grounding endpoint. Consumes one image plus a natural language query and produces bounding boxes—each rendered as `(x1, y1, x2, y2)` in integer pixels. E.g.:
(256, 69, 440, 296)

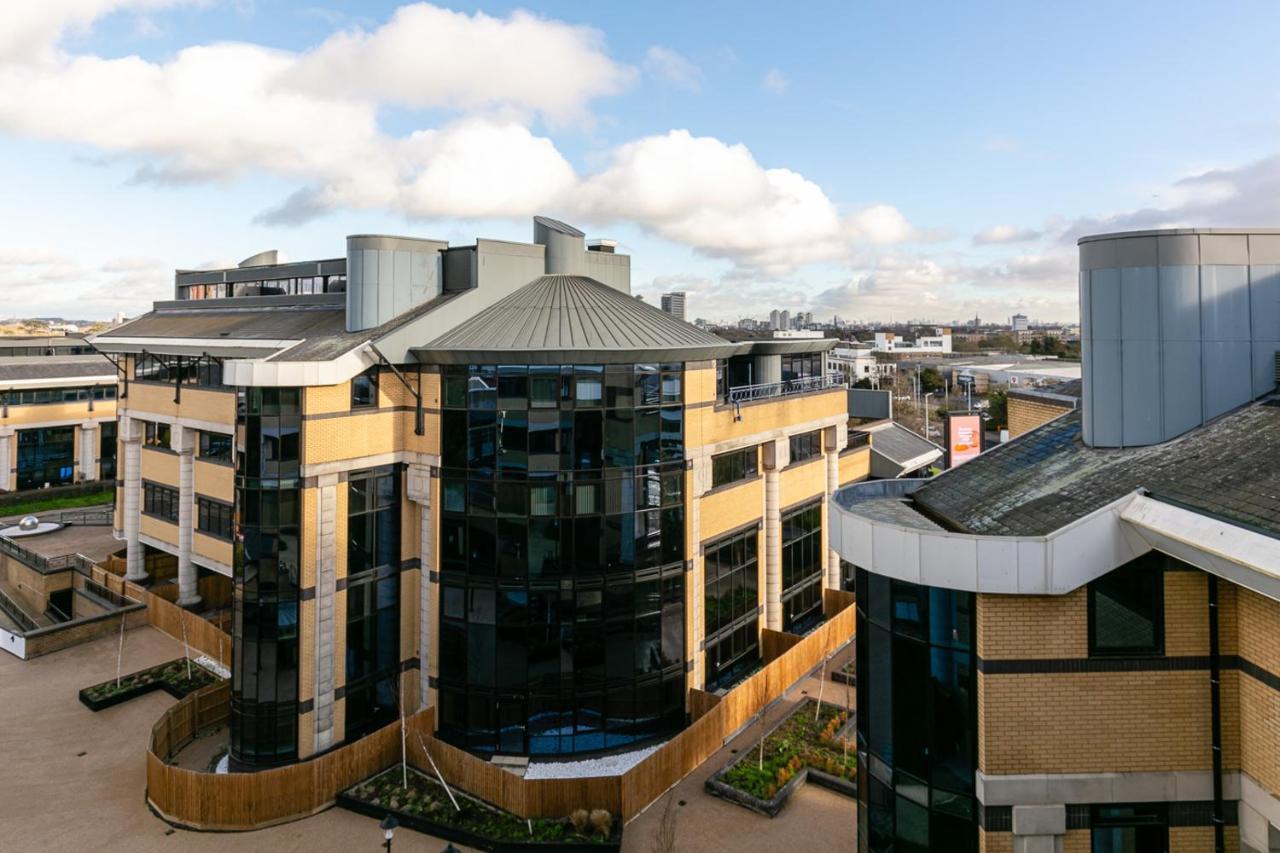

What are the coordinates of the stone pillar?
(824, 425, 841, 591)
(406, 464, 433, 711)
(314, 473, 339, 751)
(762, 439, 783, 632)
(1012, 804, 1065, 853)
(688, 455, 708, 689)
(172, 425, 200, 607)
(121, 417, 146, 582)
(78, 421, 98, 482)
(0, 427, 12, 492)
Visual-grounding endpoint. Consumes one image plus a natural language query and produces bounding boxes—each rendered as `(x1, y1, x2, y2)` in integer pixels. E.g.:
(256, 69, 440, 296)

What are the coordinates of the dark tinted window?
(788, 430, 823, 464)
(711, 446, 758, 488)
(351, 367, 379, 408)
(1089, 553, 1164, 656)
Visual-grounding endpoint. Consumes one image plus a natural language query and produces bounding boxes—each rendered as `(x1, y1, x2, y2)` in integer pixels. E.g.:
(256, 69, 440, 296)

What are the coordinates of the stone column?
(120, 417, 147, 582)
(314, 473, 339, 751)
(0, 427, 12, 492)
(688, 455, 708, 689)
(78, 421, 98, 482)
(406, 464, 433, 711)
(171, 425, 200, 607)
(1012, 804, 1065, 853)
(824, 425, 841, 591)
(762, 439, 784, 632)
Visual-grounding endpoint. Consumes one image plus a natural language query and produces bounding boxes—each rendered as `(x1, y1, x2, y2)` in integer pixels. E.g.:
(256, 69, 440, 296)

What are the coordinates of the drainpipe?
(1208, 573, 1224, 853)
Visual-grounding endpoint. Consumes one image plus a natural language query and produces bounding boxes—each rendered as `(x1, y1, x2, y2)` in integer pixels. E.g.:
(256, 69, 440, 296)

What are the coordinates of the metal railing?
(0, 586, 38, 632)
(0, 535, 98, 576)
(726, 372, 844, 404)
(53, 509, 113, 526)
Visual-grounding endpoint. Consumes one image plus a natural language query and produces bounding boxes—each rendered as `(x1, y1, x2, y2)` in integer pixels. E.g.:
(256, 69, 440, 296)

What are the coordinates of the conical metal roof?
(412, 275, 740, 364)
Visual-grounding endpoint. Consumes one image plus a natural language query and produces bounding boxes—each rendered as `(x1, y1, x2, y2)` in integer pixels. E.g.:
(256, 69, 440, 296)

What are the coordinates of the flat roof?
(1078, 227, 1280, 244)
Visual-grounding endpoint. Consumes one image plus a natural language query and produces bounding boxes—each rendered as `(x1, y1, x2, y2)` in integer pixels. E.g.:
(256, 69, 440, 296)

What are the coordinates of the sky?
(2, 2, 1280, 325)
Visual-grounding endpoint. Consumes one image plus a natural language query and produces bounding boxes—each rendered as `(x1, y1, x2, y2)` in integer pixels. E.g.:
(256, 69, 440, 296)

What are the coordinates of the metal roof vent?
(238, 250, 279, 268)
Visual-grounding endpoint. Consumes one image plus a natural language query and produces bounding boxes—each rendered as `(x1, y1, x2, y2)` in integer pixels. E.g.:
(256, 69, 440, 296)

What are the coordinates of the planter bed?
(831, 659, 856, 687)
(79, 658, 222, 711)
(705, 698, 856, 818)
(339, 766, 622, 852)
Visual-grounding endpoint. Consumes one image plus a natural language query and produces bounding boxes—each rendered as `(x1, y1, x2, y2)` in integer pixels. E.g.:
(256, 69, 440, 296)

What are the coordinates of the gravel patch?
(523, 742, 666, 780)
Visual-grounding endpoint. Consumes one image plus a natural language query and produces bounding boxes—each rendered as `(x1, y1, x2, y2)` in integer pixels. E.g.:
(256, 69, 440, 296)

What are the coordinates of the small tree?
(918, 366, 945, 393)
(987, 389, 1008, 430)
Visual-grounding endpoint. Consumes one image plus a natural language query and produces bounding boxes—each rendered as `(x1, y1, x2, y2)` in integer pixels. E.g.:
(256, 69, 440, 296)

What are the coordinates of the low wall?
(145, 596, 858, 829)
(87, 565, 231, 667)
(23, 604, 147, 658)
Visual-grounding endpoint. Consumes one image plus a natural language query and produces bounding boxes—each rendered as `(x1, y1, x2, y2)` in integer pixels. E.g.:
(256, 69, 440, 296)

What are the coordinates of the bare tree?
(651, 793, 678, 853)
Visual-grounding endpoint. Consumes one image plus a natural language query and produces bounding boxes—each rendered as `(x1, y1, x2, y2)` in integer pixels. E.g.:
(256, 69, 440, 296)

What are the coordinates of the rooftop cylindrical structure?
(1078, 229, 1280, 447)
(533, 216, 586, 275)
(345, 235, 446, 332)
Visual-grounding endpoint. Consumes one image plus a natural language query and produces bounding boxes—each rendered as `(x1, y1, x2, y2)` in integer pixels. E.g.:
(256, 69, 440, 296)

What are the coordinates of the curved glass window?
(855, 568, 975, 853)
(437, 363, 687, 755)
(231, 387, 301, 767)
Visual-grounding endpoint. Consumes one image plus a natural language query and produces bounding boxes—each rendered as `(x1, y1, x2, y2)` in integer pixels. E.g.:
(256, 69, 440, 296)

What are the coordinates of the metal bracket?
(366, 343, 424, 436)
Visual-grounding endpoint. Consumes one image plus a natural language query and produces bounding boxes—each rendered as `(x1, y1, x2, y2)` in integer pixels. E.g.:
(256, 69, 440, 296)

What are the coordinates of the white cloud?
(0, 0, 194, 62)
(974, 224, 1042, 245)
(284, 3, 634, 124)
(761, 68, 789, 95)
(643, 46, 702, 93)
(0, 247, 171, 319)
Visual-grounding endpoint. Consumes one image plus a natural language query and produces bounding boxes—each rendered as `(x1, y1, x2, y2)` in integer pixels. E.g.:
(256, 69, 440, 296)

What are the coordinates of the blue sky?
(2, 1, 1279, 323)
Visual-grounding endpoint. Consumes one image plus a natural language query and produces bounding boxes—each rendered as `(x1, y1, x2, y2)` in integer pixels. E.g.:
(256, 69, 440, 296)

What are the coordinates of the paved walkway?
(622, 641, 857, 853)
(1, 627, 856, 852)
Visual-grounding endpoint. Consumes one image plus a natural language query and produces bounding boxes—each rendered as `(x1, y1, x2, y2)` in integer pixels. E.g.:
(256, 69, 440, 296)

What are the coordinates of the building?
(872, 328, 953, 354)
(0, 333, 97, 359)
(1007, 379, 1080, 438)
(0, 353, 118, 492)
(1011, 313, 1029, 332)
(769, 309, 782, 330)
(660, 291, 686, 321)
(92, 216, 871, 769)
(833, 228, 1280, 853)
(829, 343, 892, 386)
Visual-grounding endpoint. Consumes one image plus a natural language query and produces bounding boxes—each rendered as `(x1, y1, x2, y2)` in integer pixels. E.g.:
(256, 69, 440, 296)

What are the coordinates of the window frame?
(788, 429, 823, 465)
(351, 367, 380, 409)
(710, 446, 759, 489)
(196, 495, 234, 541)
(1087, 553, 1165, 658)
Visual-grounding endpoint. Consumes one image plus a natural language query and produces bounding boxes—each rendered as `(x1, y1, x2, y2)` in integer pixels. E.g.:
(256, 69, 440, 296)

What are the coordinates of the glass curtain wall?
(781, 501, 824, 633)
(231, 387, 301, 766)
(437, 363, 687, 755)
(703, 527, 760, 690)
(344, 465, 401, 739)
(856, 568, 976, 853)
(16, 426, 75, 489)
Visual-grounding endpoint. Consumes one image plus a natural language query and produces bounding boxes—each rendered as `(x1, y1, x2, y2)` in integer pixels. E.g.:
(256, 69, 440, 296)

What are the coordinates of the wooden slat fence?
(144, 594, 856, 829)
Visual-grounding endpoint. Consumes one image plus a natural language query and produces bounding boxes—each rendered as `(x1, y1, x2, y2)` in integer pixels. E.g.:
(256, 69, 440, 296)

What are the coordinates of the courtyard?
(0, 626, 855, 852)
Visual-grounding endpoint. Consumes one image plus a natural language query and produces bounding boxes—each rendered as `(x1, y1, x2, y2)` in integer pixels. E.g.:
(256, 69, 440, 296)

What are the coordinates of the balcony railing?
(726, 372, 844, 404)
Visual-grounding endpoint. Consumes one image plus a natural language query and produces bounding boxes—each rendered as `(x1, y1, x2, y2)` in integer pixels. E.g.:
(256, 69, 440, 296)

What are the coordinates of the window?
(198, 431, 233, 463)
(196, 496, 233, 540)
(704, 527, 761, 690)
(345, 465, 401, 740)
(135, 353, 224, 387)
(711, 446, 758, 488)
(143, 482, 179, 521)
(781, 500, 823, 633)
(16, 427, 75, 490)
(1091, 804, 1167, 853)
(99, 421, 117, 481)
(143, 421, 171, 448)
(1088, 552, 1164, 657)
(788, 430, 823, 464)
(0, 385, 115, 406)
(351, 367, 379, 408)
(781, 352, 822, 382)
(231, 387, 301, 767)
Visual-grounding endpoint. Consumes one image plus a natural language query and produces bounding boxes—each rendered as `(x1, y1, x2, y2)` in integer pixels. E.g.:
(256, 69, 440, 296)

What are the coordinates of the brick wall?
(1007, 395, 1073, 438)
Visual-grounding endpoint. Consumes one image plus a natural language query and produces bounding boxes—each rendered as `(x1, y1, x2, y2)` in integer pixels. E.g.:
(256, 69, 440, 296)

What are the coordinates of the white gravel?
(523, 742, 666, 780)
(195, 655, 230, 679)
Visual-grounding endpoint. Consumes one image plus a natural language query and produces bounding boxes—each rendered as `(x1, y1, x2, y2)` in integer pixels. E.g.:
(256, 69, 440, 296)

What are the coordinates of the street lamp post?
(381, 815, 399, 852)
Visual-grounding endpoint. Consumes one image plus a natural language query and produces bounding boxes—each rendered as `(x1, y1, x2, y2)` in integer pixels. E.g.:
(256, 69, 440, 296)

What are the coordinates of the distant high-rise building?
(769, 309, 782, 330)
(780, 310, 791, 331)
(661, 292, 686, 321)
(1011, 313, 1029, 332)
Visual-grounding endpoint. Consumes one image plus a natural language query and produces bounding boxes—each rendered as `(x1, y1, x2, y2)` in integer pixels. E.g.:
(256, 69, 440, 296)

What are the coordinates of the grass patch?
(719, 701, 855, 800)
(346, 767, 616, 845)
(1, 489, 113, 517)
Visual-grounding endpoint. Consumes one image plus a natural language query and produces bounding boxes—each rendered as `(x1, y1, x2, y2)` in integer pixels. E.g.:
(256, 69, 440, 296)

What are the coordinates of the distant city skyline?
(3, 2, 1280, 322)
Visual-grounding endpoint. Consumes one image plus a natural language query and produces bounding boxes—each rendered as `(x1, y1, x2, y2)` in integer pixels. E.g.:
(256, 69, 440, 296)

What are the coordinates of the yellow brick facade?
(1007, 394, 1073, 438)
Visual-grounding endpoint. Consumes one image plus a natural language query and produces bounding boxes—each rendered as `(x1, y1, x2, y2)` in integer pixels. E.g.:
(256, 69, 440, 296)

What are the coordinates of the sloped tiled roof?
(413, 275, 739, 364)
(912, 400, 1280, 537)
